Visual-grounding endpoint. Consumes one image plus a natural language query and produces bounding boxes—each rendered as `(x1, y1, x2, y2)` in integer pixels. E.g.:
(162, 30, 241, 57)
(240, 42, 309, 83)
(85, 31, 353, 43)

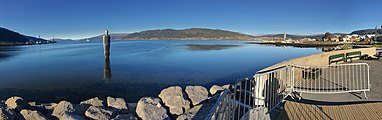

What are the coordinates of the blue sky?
(0, 0, 381, 39)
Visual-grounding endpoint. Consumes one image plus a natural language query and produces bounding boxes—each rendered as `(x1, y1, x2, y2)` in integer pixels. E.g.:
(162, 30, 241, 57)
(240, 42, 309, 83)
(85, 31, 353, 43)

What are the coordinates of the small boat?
(86, 39, 91, 42)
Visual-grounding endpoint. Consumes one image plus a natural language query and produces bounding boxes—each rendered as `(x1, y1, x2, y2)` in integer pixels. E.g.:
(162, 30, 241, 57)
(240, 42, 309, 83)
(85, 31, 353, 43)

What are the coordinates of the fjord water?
(0, 40, 321, 102)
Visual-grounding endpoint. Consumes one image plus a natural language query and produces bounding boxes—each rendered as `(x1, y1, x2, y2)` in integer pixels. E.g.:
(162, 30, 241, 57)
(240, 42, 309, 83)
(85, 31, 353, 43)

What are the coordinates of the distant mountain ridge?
(0, 27, 47, 45)
(121, 28, 255, 40)
(0, 27, 29, 43)
(256, 32, 353, 40)
(351, 29, 382, 35)
(80, 33, 130, 41)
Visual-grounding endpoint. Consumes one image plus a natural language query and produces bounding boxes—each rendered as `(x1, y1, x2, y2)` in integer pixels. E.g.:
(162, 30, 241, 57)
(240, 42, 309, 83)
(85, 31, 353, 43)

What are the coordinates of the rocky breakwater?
(136, 85, 231, 120)
(0, 96, 135, 120)
(0, 84, 230, 120)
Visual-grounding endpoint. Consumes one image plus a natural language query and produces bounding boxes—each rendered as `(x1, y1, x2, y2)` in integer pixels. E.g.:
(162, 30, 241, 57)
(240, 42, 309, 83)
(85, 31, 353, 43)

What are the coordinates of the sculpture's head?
(105, 29, 109, 35)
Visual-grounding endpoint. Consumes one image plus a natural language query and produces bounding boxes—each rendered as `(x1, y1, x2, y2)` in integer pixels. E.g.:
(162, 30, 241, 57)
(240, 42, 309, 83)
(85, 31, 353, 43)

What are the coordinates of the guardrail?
(237, 66, 292, 120)
(206, 89, 235, 120)
(292, 63, 370, 99)
(206, 63, 370, 120)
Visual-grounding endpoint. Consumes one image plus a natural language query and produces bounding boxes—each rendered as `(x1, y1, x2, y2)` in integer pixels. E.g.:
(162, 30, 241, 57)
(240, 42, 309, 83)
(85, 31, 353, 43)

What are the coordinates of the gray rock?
(27, 102, 36, 107)
(80, 97, 104, 107)
(41, 103, 57, 110)
(185, 86, 209, 106)
(111, 114, 137, 120)
(207, 93, 220, 103)
(136, 97, 169, 120)
(176, 114, 192, 120)
(20, 109, 48, 120)
(0, 104, 5, 108)
(158, 86, 190, 115)
(209, 84, 230, 95)
(177, 103, 214, 120)
(52, 101, 75, 118)
(59, 112, 86, 120)
(0, 107, 16, 120)
(5, 96, 28, 111)
(74, 104, 90, 115)
(240, 107, 270, 120)
(85, 106, 118, 120)
(127, 103, 136, 113)
(107, 97, 128, 110)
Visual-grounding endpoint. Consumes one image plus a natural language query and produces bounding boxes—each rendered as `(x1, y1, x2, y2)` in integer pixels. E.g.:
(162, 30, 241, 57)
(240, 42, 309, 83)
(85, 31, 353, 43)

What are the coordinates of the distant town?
(254, 26, 382, 46)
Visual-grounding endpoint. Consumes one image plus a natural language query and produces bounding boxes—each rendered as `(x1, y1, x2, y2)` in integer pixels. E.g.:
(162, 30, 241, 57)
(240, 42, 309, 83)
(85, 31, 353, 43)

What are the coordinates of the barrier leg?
(364, 91, 368, 99)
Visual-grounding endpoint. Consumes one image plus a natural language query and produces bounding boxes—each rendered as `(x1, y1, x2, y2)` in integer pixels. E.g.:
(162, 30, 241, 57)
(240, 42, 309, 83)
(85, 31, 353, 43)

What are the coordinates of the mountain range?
(121, 28, 255, 40)
(80, 33, 130, 41)
(0, 27, 47, 45)
(2, 27, 381, 44)
(351, 29, 382, 35)
(82, 28, 378, 41)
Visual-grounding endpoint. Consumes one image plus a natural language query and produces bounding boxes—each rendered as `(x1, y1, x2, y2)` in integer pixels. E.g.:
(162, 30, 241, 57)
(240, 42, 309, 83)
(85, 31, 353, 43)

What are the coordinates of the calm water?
(0, 40, 321, 102)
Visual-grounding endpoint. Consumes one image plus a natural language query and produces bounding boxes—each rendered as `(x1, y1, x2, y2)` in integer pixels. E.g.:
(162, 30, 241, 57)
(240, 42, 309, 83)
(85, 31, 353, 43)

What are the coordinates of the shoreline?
(247, 41, 373, 48)
(0, 84, 230, 120)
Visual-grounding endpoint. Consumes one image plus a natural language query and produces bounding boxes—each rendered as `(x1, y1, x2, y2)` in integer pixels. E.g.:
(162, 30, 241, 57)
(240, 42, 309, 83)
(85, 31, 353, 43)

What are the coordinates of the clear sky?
(0, 0, 381, 39)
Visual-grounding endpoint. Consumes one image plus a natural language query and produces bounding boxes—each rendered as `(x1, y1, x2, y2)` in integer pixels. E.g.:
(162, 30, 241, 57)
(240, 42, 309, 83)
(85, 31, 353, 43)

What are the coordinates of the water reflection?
(0, 82, 164, 103)
(181, 44, 240, 51)
(0, 40, 323, 103)
(0, 46, 19, 61)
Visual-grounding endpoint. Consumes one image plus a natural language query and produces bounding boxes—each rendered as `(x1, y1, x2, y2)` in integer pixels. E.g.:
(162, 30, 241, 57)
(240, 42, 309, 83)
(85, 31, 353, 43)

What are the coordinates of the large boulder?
(158, 86, 190, 115)
(107, 97, 128, 110)
(85, 106, 118, 120)
(176, 103, 214, 120)
(20, 109, 48, 120)
(185, 86, 209, 106)
(0, 107, 16, 120)
(209, 84, 230, 95)
(52, 101, 75, 118)
(136, 97, 169, 120)
(5, 96, 28, 111)
(80, 97, 104, 107)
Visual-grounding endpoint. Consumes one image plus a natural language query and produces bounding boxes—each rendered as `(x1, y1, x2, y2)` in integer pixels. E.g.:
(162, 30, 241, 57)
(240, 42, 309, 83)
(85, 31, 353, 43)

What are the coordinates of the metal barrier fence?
(206, 89, 235, 120)
(292, 63, 370, 99)
(206, 63, 370, 120)
(206, 66, 293, 120)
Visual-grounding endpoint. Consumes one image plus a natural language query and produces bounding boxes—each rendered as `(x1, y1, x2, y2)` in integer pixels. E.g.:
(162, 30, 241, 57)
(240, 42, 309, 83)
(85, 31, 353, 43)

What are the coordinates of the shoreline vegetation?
(0, 85, 230, 120)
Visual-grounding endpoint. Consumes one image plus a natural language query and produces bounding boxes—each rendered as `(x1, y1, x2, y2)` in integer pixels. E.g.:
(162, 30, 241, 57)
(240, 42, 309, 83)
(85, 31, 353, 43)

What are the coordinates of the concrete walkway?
(278, 100, 382, 120)
(298, 59, 382, 102)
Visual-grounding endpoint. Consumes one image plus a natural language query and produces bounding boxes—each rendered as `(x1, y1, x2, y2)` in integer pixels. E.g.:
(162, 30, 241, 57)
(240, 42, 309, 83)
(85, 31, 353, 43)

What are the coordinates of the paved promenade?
(278, 100, 382, 120)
